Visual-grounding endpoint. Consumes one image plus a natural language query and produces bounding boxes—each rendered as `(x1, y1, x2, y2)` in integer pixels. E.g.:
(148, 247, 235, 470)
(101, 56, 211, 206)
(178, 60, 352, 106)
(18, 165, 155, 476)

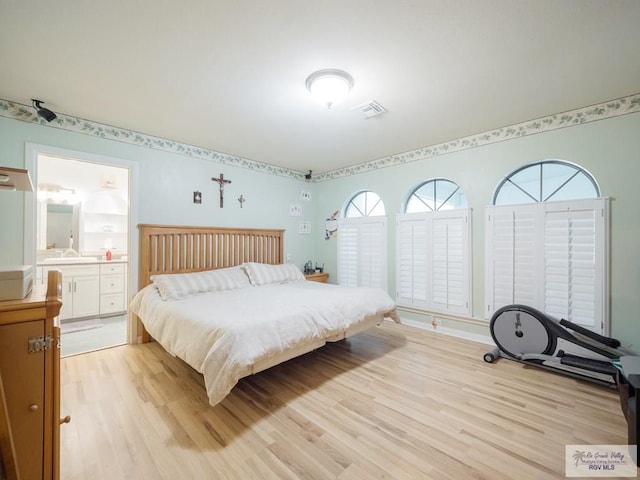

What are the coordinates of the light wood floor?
(60, 321, 630, 479)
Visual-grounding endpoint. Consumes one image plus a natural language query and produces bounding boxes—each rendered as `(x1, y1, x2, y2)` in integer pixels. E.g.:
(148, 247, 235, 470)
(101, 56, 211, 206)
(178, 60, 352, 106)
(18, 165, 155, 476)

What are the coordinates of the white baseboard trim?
(397, 317, 494, 346)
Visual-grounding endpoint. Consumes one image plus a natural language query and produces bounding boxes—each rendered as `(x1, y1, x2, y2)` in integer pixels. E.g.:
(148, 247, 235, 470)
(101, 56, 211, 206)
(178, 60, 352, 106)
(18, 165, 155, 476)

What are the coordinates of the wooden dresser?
(0, 270, 64, 480)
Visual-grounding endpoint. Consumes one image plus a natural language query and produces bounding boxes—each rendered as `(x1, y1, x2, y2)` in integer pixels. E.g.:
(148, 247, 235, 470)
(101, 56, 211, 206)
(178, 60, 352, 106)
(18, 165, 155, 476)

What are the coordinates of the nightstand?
(304, 272, 329, 283)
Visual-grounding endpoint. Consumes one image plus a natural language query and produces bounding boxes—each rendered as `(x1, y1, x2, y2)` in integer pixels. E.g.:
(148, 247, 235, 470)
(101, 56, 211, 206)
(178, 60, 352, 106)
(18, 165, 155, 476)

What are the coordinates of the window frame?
(344, 190, 386, 218)
(405, 178, 468, 213)
(487, 159, 608, 335)
(492, 159, 600, 205)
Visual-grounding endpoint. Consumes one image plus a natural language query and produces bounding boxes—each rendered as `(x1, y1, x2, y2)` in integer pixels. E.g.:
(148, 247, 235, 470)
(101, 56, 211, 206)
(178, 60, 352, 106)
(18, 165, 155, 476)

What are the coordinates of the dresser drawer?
(101, 274, 124, 294)
(100, 293, 125, 314)
(100, 263, 125, 275)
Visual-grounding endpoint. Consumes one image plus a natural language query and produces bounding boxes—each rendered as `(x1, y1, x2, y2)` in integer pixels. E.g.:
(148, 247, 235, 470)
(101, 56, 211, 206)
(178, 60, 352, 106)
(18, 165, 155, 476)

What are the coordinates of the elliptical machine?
(484, 304, 634, 386)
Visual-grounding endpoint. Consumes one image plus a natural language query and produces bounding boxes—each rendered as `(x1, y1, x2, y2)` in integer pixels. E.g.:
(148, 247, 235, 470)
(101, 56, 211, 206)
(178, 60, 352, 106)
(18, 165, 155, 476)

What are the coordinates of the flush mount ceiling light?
(305, 69, 354, 109)
(31, 98, 57, 122)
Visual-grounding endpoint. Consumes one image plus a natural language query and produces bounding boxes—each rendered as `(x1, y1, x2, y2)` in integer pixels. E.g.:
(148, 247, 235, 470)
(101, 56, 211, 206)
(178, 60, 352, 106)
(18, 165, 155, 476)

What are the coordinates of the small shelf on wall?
(80, 210, 128, 252)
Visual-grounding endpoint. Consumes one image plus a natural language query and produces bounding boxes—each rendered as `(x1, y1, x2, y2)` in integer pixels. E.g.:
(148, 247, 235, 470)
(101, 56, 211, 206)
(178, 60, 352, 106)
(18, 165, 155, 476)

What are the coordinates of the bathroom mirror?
(37, 202, 80, 250)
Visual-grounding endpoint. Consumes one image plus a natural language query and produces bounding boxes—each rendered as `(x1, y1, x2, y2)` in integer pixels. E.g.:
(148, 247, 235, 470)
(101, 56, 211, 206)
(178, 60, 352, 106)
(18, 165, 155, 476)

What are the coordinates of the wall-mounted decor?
(289, 204, 302, 216)
(325, 210, 339, 239)
(211, 173, 232, 207)
(238, 195, 245, 208)
(193, 191, 202, 204)
(300, 190, 311, 201)
(298, 221, 311, 234)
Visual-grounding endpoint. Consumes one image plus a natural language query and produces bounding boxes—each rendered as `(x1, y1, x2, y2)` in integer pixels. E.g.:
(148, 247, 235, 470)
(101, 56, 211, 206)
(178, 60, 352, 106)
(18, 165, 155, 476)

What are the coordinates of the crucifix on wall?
(211, 173, 232, 207)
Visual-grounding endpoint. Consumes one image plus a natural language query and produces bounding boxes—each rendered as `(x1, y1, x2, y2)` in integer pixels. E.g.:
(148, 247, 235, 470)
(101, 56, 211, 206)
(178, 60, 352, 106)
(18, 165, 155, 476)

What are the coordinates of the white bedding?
(130, 280, 399, 406)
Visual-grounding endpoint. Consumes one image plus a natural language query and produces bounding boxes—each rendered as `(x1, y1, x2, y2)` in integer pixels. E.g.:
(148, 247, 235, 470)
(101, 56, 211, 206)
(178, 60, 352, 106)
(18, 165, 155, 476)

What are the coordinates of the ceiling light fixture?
(31, 99, 58, 122)
(305, 69, 354, 109)
(37, 183, 78, 204)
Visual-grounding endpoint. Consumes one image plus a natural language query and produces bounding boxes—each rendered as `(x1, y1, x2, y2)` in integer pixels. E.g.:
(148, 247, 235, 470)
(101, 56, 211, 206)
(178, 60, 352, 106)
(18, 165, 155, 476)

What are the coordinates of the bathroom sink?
(41, 257, 98, 264)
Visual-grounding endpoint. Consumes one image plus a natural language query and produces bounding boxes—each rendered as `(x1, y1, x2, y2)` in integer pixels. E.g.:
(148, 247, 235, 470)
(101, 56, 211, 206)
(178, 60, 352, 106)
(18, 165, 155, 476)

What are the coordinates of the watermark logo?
(565, 445, 637, 477)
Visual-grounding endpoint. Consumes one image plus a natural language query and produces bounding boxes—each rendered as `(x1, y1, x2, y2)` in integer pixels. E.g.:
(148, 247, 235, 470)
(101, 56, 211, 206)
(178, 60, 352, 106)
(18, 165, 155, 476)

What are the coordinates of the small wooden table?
(304, 272, 329, 283)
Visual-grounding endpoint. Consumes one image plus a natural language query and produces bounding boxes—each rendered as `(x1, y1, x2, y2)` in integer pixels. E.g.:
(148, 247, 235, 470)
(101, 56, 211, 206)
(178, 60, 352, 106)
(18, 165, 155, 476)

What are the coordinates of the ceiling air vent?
(352, 100, 387, 118)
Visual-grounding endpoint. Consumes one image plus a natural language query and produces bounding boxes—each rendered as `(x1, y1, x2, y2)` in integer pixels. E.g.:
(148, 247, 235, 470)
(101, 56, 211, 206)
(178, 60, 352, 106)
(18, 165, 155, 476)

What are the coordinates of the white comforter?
(130, 281, 398, 406)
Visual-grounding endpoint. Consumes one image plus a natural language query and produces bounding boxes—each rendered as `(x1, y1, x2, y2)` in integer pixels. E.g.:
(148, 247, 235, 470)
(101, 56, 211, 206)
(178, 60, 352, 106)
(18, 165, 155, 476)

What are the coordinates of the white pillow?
(151, 266, 251, 300)
(243, 262, 305, 286)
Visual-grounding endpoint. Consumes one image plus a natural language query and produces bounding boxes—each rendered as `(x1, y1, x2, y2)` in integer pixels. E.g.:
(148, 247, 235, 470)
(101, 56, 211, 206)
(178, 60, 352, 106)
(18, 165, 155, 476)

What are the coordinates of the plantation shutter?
(429, 212, 470, 315)
(485, 204, 541, 314)
(396, 213, 428, 307)
(543, 199, 607, 331)
(336, 221, 359, 287)
(485, 198, 608, 334)
(396, 210, 471, 315)
(337, 217, 387, 289)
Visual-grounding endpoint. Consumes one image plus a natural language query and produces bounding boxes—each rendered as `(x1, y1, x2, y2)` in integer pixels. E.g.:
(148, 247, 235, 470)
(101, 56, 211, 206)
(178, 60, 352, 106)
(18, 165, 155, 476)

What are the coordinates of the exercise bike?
(484, 304, 634, 386)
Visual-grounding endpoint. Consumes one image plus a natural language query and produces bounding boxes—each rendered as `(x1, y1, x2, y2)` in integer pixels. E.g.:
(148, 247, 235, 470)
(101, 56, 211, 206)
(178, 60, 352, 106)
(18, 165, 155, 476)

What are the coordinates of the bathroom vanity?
(36, 259, 127, 321)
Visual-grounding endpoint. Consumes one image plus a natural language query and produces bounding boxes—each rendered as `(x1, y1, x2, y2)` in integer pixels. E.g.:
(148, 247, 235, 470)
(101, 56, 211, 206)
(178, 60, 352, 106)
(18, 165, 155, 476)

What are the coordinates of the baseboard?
(397, 316, 494, 345)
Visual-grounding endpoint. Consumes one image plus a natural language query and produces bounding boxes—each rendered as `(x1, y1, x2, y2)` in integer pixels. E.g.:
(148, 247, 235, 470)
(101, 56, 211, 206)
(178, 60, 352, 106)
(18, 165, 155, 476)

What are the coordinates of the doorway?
(36, 153, 130, 356)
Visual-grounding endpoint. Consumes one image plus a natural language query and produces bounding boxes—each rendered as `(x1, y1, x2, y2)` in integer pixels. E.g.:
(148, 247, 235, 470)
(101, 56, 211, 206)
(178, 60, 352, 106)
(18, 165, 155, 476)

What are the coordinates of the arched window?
(493, 160, 599, 205)
(345, 190, 385, 217)
(338, 191, 387, 289)
(396, 178, 471, 316)
(486, 159, 608, 334)
(405, 178, 467, 213)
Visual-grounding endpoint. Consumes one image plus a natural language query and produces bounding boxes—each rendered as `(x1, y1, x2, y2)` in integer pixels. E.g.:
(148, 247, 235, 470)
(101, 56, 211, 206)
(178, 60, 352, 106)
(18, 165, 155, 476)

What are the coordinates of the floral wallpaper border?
(0, 99, 305, 181)
(316, 92, 640, 181)
(1, 93, 639, 183)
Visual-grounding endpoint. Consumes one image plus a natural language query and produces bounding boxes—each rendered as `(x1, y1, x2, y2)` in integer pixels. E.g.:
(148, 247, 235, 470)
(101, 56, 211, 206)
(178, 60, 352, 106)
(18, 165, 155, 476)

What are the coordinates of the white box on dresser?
(0, 265, 33, 301)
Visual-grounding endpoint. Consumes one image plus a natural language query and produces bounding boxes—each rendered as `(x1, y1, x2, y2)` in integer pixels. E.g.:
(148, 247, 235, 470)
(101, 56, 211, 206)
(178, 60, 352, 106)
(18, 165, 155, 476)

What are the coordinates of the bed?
(130, 224, 400, 406)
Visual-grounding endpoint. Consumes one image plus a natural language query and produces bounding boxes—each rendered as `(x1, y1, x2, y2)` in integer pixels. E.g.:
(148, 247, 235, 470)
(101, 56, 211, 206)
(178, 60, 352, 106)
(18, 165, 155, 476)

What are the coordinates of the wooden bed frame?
(137, 224, 285, 342)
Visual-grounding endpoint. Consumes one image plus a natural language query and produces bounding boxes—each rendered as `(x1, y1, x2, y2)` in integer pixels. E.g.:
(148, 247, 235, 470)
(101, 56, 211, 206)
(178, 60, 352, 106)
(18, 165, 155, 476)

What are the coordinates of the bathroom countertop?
(37, 258, 128, 266)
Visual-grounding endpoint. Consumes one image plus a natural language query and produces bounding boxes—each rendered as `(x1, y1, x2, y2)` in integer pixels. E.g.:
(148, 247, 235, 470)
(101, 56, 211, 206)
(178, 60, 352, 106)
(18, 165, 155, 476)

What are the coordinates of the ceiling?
(1, 1, 639, 174)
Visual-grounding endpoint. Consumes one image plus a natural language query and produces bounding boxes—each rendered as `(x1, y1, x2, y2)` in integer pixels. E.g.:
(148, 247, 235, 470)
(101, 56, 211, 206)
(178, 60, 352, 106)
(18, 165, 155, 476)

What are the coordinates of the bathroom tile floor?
(61, 314, 127, 357)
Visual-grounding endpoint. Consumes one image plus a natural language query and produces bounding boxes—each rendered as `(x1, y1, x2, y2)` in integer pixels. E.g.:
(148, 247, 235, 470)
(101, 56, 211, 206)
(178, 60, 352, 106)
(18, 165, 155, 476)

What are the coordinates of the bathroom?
(36, 154, 129, 356)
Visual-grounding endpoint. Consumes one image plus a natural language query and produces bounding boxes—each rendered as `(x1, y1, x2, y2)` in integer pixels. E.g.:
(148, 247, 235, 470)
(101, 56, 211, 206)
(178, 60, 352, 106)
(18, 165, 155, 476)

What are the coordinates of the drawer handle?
(29, 404, 39, 412)
(60, 415, 72, 425)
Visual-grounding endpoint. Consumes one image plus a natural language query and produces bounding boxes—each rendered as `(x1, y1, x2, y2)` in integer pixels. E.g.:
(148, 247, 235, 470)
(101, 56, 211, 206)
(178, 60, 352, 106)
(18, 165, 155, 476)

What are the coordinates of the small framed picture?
(193, 191, 202, 204)
(289, 203, 302, 216)
(298, 221, 311, 234)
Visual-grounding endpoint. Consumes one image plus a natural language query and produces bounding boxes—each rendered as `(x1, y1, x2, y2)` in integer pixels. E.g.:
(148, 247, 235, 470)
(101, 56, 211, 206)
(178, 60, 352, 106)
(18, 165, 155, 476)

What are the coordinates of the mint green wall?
(2, 110, 639, 349)
(0, 116, 316, 281)
(314, 112, 640, 349)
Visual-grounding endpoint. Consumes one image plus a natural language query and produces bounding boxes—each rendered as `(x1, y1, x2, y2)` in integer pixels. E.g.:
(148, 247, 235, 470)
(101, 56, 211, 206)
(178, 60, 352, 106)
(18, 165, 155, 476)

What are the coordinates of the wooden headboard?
(138, 224, 285, 288)
(137, 224, 284, 341)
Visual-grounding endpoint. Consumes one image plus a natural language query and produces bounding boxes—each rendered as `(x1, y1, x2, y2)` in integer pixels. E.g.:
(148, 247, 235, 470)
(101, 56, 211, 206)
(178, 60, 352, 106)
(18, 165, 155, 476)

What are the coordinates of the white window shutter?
(485, 198, 608, 334)
(485, 204, 541, 318)
(396, 214, 428, 307)
(429, 211, 471, 315)
(337, 221, 359, 286)
(396, 210, 471, 316)
(543, 198, 608, 332)
(337, 217, 387, 289)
